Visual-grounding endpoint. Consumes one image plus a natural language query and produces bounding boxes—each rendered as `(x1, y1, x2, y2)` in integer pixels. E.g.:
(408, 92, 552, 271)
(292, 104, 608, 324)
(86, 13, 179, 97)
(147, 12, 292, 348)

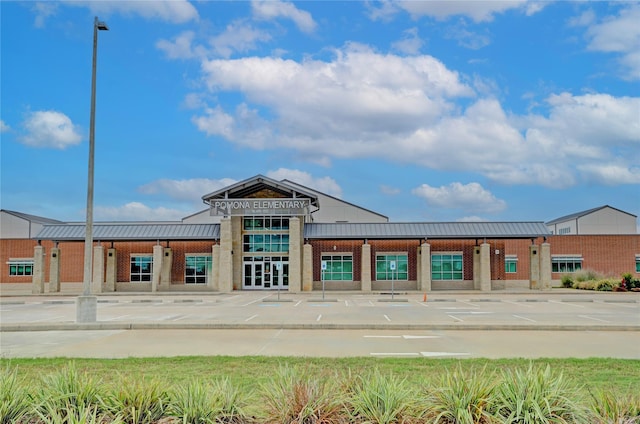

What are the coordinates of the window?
(321, 255, 353, 281)
(8, 259, 33, 276)
(551, 256, 583, 273)
(432, 254, 463, 280)
(635, 255, 640, 273)
(185, 255, 212, 284)
(244, 217, 289, 231)
(243, 234, 289, 253)
(376, 254, 408, 280)
(558, 227, 571, 235)
(130, 256, 153, 282)
(505, 256, 518, 273)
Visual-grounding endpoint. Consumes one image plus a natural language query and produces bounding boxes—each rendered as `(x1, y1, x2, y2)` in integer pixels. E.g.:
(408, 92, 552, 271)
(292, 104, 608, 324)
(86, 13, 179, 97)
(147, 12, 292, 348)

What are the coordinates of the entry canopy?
(202, 175, 319, 210)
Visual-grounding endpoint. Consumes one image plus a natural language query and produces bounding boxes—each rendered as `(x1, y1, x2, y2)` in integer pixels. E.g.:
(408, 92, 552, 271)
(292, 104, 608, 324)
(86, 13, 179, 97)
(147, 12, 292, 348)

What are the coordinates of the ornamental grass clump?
(346, 369, 420, 424)
(589, 388, 640, 424)
(35, 363, 108, 423)
(105, 377, 169, 424)
(492, 364, 587, 424)
(424, 365, 496, 424)
(260, 365, 346, 424)
(0, 366, 33, 424)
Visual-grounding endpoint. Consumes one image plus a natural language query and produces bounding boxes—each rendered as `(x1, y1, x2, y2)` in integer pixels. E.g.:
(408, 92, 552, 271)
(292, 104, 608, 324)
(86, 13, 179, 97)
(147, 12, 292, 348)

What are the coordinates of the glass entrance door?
(243, 257, 289, 290)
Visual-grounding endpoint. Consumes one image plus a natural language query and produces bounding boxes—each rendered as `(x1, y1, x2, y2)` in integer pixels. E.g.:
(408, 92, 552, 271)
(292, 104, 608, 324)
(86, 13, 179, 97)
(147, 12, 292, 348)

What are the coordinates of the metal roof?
(545, 205, 637, 225)
(1, 209, 64, 225)
(35, 223, 220, 241)
(304, 222, 550, 239)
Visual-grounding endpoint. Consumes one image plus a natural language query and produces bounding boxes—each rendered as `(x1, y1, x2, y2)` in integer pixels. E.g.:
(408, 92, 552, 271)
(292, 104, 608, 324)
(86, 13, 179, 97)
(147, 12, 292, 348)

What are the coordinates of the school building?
(1, 175, 638, 294)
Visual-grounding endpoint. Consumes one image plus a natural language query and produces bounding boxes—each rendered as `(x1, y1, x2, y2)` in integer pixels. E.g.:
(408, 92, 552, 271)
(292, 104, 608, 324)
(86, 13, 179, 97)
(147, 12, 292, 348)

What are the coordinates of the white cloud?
(69, 0, 198, 24)
(577, 164, 640, 185)
(138, 177, 238, 202)
(396, 0, 540, 23)
(209, 21, 272, 58)
(251, 0, 317, 33)
(581, 4, 640, 80)
(95, 202, 187, 221)
(20, 110, 82, 149)
(392, 27, 423, 55)
(380, 185, 401, 196)
(156, 31, 205, 60)
(266, 168, 342, 198)
(31, 2, 58, 28)
(0, 120, 10, 132)
(412, 182, 507, 214)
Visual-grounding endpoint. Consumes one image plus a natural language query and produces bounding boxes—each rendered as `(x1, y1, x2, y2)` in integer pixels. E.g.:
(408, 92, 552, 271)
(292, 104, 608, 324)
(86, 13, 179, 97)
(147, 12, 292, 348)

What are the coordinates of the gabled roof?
(546, 205, 637, 225)
(304, 222, 550, 240)
(202, 174, 319, 207)
(1, 209, 64, 225)
(35, 223, 219, 241)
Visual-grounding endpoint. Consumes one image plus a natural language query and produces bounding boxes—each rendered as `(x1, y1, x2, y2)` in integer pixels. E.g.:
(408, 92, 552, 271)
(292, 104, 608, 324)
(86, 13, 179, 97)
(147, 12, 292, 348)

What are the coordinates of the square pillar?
(361, 242, 371, 292)
(152, 244, 163, 292)
(92, 245, 104, 294)
(540, 242, 552, 290)
(529, 244, 540, 290)
(473, 246, 481, 290)
(218, 217, 233, 293)
(49, 247, 61, 293)
(161, 247, 172, 288)
(32, 245, 45, 294)
(105, 248, 117, 292)
(302, 243, 313, 291)
(480, 243, 491, 291)
(288, 217, 302, 293)
(419, 242, 431, 292)
(210, 244, 220, 290)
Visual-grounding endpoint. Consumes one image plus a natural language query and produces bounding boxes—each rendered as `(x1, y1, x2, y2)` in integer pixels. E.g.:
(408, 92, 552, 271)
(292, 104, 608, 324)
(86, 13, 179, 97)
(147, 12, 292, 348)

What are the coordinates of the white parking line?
(403, 335, 440, 339)
(245, 314, 258, 322)
(316, 314, 322, 322)
(103, 315, 131, 321)
(503, 300, 532, 308)
(384, 314, 391, 322)
(550, 300, 585, 308)
(578, 315, 610, 323)
(370, 352, 421, 357)
(294, 301, 302, 307)
(364, 335, 402, 339)
(242, 296, 271, 306)
(513, 314, 537, 323)
(420, 351, 470, 357)
(448, 315, 464, 322)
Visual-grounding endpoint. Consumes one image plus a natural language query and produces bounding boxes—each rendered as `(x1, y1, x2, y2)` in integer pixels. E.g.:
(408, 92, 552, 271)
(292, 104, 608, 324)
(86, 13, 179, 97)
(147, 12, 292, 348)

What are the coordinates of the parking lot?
(1, 291, 639, 359)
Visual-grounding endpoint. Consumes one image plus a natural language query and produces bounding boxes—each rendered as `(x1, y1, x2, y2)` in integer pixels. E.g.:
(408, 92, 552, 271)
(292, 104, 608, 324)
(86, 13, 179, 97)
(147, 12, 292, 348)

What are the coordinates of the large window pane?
(321, 255, 353, 281)
(432, 254, 463, 281)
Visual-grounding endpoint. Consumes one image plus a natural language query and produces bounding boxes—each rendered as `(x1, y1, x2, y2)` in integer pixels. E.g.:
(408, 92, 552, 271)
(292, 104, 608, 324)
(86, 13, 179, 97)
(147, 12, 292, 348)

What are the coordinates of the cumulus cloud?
(20, 110, 82, 149)
(70, 0, 198, 24)
(209, 21, 272, 58)
(392, 27, 423, 55)
(95, 202, 187, 221)
(138, 177, 238, 202)
(0, 120, 10, 132)
(266, 168, 343, 198)
(370, 0, 542, 23)
(156, 31, 206, 60)
(580, 4, 640, 80)
(412, 182, 507, 214)
(251, 0, 317, 33)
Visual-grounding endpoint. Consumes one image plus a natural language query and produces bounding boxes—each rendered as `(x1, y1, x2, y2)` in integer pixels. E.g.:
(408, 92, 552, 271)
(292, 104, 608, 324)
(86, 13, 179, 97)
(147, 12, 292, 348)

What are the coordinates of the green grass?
(2, 357, 638, 396)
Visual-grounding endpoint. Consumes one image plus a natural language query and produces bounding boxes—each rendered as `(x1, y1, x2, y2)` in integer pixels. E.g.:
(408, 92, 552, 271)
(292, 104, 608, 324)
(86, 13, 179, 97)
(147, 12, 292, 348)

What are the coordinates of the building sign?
(209, 198, 310, 216)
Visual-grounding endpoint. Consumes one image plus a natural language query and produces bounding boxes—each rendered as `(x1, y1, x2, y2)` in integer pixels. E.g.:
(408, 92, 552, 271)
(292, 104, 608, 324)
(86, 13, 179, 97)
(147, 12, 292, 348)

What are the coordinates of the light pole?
(77, 17, 108, 323)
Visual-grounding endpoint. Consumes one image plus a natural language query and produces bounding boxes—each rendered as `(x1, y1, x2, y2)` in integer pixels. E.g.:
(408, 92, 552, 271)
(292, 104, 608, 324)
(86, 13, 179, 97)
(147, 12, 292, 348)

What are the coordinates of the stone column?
(302, 243, 313, 291)
(473, 246, 481, 290)
(529, 244, 540, 290)
(32, 245, 45, 294)
(361, 242, 371, 292)
(161, 248, 173, 288)
(92, 245, 104, 293)
(288, 217, 302, 293)
(419, 242, 431, 292)
(218, 218, 233, 292)
(540, 242, 551, 290)
(105, 248, 117, 292)
(210, 244, 220, 290)
(152, 244, 163, 292)
(49, 247, 61, 293)
(480, 243, 491, 291)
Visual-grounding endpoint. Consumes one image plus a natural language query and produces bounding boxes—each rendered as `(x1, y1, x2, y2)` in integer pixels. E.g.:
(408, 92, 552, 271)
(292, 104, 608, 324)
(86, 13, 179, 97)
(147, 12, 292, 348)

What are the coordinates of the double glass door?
(243, 256, 289, 290)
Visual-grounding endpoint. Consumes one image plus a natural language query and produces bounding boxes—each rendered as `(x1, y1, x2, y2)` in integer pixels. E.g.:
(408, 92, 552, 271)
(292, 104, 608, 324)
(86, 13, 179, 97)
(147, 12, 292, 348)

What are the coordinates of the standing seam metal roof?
(35, 224, 220, 241)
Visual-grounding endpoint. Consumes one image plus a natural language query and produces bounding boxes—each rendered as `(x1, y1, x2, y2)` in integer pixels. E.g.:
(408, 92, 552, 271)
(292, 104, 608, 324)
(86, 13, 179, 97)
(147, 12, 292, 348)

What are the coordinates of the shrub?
(346, 369, 419, 424)
(575, 280, 597, 290)
(561, 275, 574, 288)
(424, 365, 496, 424)
(0, 366, 33, 424)
(105, 377, 169, 424)
(491, 364, 588, 423)
(575, 269, 604, 283)
(168, 380, 219, 423)
(260, 365, 345, 424)
(596, 279, 617, 292)
(589, 388, 640, 423)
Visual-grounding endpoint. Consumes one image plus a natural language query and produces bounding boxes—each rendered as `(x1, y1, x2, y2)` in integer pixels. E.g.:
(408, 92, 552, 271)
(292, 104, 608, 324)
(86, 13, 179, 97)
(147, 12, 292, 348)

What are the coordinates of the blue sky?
(1, 1, 639, 226)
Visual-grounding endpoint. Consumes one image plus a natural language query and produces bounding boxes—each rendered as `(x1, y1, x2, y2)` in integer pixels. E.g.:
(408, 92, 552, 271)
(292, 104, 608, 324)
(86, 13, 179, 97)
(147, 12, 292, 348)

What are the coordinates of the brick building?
(1, 175, 638, 293)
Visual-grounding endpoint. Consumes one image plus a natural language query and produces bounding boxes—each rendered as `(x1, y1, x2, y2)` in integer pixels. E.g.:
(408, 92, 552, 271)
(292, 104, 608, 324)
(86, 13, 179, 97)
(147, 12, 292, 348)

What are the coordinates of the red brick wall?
(310, 240, 363, 281)
(0, 239, 41, 284)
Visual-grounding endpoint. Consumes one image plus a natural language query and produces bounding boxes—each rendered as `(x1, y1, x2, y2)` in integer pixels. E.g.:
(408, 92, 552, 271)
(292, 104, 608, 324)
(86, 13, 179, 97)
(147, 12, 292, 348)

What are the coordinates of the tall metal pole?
(78, 17, 107, 323)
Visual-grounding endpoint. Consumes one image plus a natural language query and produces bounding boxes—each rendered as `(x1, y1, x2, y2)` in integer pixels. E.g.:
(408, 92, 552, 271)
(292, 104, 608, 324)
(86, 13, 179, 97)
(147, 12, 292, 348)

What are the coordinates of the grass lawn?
(3, 356, 639, 395)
